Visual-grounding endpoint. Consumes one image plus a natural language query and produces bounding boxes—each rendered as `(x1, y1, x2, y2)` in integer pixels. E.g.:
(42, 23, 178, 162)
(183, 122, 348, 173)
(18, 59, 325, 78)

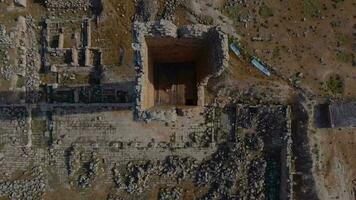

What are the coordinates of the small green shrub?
(225, 4, 240, 22)
(259, 4, 274, 18)
(330, 20, 341, 28)
(335, 32, 349, 46)
(0, 143, 5, 151)
(16, 75, 25, 88)
(303, 0, 321, 18)
(31, 118, 47, 134)
(201, 15, 214, 25)
(332, 0, 345, 7)
(325, 75, 344, 94)
(272, 47, 280, 59)
(336, 51, 351, 63)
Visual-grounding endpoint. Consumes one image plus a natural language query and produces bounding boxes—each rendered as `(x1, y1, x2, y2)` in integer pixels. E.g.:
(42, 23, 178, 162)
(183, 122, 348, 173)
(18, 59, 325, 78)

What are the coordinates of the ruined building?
(133, 20, 229, 120)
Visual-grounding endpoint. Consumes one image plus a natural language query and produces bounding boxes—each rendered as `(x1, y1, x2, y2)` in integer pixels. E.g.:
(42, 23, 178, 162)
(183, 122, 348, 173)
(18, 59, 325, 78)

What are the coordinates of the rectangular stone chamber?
(143, 37, 213, 109)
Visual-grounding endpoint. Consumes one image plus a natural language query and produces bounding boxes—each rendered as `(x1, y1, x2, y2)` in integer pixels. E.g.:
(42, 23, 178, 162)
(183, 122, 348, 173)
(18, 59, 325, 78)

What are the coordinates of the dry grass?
(175, 6, 192, 27)
(31, 117, 47, 134)
(60, 73, 90, 86)
(224, 0, 356, 98)
(0, 0, 47, 27)
(40, 74, 57, 85)
(92, 1, 134, 66)
(0, 79, 11, 91)
(87, 0, 137, 82)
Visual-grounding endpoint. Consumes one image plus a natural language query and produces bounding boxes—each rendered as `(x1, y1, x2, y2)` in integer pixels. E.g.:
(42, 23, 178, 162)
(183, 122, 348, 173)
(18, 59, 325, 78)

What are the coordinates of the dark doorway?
(154, 63, 197, 106)
(314, 104, 331, 128)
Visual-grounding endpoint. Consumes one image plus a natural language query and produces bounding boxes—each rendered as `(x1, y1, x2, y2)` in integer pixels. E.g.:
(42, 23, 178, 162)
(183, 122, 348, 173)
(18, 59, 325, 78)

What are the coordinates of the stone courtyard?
(0, 99, 293, 199)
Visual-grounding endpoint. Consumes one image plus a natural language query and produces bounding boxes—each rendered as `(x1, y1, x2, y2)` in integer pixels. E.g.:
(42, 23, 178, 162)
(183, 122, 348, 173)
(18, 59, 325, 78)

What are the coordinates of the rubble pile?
(111, 164, 123, 189)
(105, 104, 292, 199)
(120, 161, 152, 193)
(133, 6, 187, 31)
(139, 108, 178, 123)
(235, 105, 293, 199)
(161, 155, 198, 182)
(16, 16, 27, 76)
(66, 144, 81, 176)
(195, 132, 265, 200)
(112, 156, 198, 194)
(0, 107, 28, 130)
(158, 187, 183, 200)
(23, 16, 40, 103)
(0, 25, 12, 47)
(0, 25, 13, 80)
(246, 158, 267, 199)
(236, 105, 290, 142)
(134, 0, 158, 22)
(162, 0, 183, 21)
(197, 106, 218, 147)
(109, 132, 267, 199)
(44, 0, 92, 10)
(0, 166, 46, 200)
(77, 152, 100, 188)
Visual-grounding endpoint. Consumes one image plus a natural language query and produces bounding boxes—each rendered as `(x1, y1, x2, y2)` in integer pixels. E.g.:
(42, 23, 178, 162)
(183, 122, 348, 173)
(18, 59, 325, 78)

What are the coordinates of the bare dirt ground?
(225, 0, 356, 98)
(312, 128, 356, 200)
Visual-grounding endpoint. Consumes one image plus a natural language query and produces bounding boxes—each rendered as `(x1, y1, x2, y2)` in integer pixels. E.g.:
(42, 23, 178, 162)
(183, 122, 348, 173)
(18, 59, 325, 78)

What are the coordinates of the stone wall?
(45, 0, 91, 10)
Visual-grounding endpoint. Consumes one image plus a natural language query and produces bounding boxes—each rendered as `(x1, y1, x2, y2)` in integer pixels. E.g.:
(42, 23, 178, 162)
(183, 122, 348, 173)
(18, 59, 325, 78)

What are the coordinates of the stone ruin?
(42, 17, 101, 72)
(235, 104, 294, 200)
(0, 8, 295, 199)
(97, 104, 293, 199)
(0, 25, 13, 81)
(133, 20, 229, 121)
(44, 0, 100, 11)
(0, 16, 41, 104)
(36, 16, 136, 105)
(46, 84, 132, 104)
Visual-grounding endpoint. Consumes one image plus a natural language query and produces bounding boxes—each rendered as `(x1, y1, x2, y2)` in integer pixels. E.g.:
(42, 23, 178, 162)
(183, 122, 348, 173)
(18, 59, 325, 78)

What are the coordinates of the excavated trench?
(291, 94, 319, 200)
(142, 37, 213, 109)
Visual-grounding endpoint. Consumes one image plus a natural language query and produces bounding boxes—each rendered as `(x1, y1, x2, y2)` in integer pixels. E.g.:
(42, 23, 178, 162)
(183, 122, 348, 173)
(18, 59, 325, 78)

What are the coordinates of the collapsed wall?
(45, 0, 92, 10)
(235, 105, 294, 200)
(0, 25, 13, 81)
(44, 0, 103, 15)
